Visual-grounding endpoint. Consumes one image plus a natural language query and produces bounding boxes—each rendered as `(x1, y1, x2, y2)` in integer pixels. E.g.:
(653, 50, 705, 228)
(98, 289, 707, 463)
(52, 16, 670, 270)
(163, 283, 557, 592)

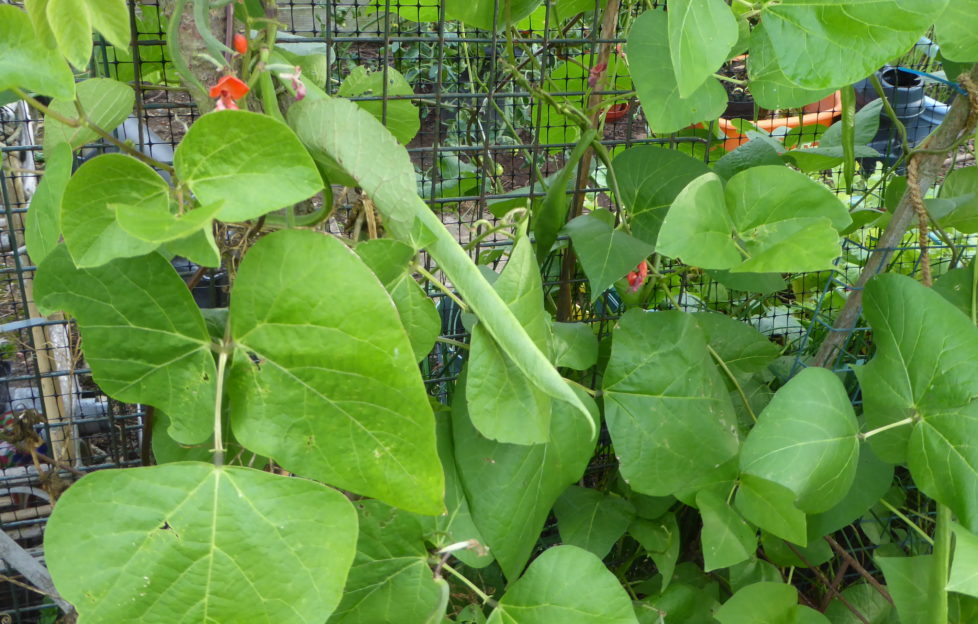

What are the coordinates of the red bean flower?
(209, 75, 249, 111)
(626, 260, 648, 293)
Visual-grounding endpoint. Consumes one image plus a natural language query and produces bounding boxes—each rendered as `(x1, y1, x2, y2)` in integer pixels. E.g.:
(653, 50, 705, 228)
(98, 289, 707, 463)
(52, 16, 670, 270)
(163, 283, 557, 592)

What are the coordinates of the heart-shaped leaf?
(228, 230, 444, 515)
(327, 501, 447, 623)
(0, 5, 74, 99)
(45, 463, 357, 623)
(453, 374, 596, 580)
(612, 145, 710, 247)
(564, 212, 654, 302)
(734, 475, 806, 546)
(338, 66, 420, 144)
(467, 236, 552, 444)
(697, 489, 756, 572)
(175, 110, 322, 222)
(355, 239, 440, 362)
(859, 273, 978, 532)
(554, 486, 635, 560)
(603, 310, 740, 497)
(668, 0, 738, 98)
(486, 546, 639, 624)
(43, 78, 134, 152)
(60, 154, 164, 268)
(658, 167, 850, 273)
(35, 246, 216, 444)
(758, 0, 947, 90)
(627, 9, 727, 134)
(740, 367, 859, 514)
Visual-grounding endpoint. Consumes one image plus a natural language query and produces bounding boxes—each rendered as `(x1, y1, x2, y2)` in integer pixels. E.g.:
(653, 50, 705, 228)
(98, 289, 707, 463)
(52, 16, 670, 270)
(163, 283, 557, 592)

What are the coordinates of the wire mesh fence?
(0, 0, 974, 620)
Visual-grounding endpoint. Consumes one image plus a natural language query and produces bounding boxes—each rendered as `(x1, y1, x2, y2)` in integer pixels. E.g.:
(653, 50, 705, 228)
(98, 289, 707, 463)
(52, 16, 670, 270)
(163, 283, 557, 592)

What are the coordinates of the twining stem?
(414, 264, 468, 312)
(13, 88, 176, 174)
(706, 344, 756, 422)
(435, 336, 470, 350)
(440, 562, 497, 607)
(879, 498, 934, 546)
(212, 328, 231, 467)
(859, 416, 914, 440)
(931, 504, 951, 624)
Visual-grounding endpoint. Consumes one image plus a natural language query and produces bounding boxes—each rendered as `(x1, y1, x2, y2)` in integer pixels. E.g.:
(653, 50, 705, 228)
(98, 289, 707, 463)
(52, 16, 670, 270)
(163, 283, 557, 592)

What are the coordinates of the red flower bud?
(588, 62, 607, 89)
(233, 33, 248, 55)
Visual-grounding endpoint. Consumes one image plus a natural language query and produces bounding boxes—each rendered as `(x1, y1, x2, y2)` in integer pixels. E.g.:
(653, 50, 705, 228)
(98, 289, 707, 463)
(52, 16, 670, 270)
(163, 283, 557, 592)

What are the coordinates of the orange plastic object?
(604, 102, 630, 122)
(714, 91, 843, 152)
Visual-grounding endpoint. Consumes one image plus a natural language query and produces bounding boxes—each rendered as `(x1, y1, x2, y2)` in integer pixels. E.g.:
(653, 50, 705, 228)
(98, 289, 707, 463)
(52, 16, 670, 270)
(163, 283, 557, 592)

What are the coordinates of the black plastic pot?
(853, 66, 951, 170)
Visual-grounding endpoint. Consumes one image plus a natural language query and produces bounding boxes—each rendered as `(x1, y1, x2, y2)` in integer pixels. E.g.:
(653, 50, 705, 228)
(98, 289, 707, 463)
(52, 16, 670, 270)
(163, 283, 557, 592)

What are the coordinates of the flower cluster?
(626, 260, 648, 293)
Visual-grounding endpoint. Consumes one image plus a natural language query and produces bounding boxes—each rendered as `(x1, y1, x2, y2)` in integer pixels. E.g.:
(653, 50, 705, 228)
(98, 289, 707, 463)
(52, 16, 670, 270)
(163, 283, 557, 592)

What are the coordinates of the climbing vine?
(1, 0, 978, 622)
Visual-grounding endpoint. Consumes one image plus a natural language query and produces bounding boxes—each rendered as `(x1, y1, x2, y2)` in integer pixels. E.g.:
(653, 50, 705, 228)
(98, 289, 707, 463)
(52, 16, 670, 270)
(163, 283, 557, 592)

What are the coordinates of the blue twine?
(895, 66, 967, 96)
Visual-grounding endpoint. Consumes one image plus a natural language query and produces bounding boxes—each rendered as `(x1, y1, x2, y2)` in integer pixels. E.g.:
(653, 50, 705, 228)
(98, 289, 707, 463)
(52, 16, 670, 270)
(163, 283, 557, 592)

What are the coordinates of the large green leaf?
(859, 274, 978, 531)
(740, 367, 859, 514)
(486, 546, 639, 624)
(629, 512, 680, 589)
(45, 463, 357, 623)
(25, 141, 71, 265)
(746, 23, 836, 110)
(554, 486, 635, 559)
(667, 0, 738, 98)
(444, 0, 541, 30)
(603, 310, 740, 497)
(0, 5, 74, 99)
(563, 212, 654, 302)
(288, 97, 595, 434)
(228, 230, 444, 515)
(627, 9, 727, 134)
(35, 246, 216, 444)
(949, 523, 978, 598)
(758, 0, 948, 90)
(550, 322, 598, 371)
(43, 78, 134, 151)
(467, 236, 552, 444)
(328, 501, 446, 623)
(612, 146, 710, 247)
(418, 411, 494, 570)
(453, 376, 597, 581)
(877, 554, 946, 624)
(806, 446, 893, 539)
(938, 166, 978, 233)
(697, 489, 757, 572)
(693, 312, 780, 375)
(60, 154, 164, 268)
(355, 239, 440, 362)
(535, 130, 595, 264)
(46, 0, 93, 70)
(175, 110, 323, 222)
(715, 582, 797, 624)
(734, 475, 806, 546)
(936, 0, 978, 62)
(116, 201, 222, 244)
(338, 66, 420, 145)
(658, 167, 849, 273)
(824, 584, 897, 624)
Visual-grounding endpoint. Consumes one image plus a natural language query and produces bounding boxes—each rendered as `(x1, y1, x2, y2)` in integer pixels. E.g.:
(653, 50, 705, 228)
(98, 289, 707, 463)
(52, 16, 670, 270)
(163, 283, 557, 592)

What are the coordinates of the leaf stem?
(435, 336, 470, 350)
(859, 416, 914, 440)
(932, 503, 951, 624)
(706, 344, 756, 422)
(14, 88, 176, 175)
(414, 264, 468, 312)
(440, 562, 497, 607)
(879, 498, 933, 546)
(212, 329, 231, 467)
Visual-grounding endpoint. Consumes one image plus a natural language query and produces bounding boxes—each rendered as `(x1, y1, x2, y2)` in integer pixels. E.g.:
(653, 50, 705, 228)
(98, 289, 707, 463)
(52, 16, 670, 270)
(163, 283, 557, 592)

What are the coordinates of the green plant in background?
(3, 0, 978, 622)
